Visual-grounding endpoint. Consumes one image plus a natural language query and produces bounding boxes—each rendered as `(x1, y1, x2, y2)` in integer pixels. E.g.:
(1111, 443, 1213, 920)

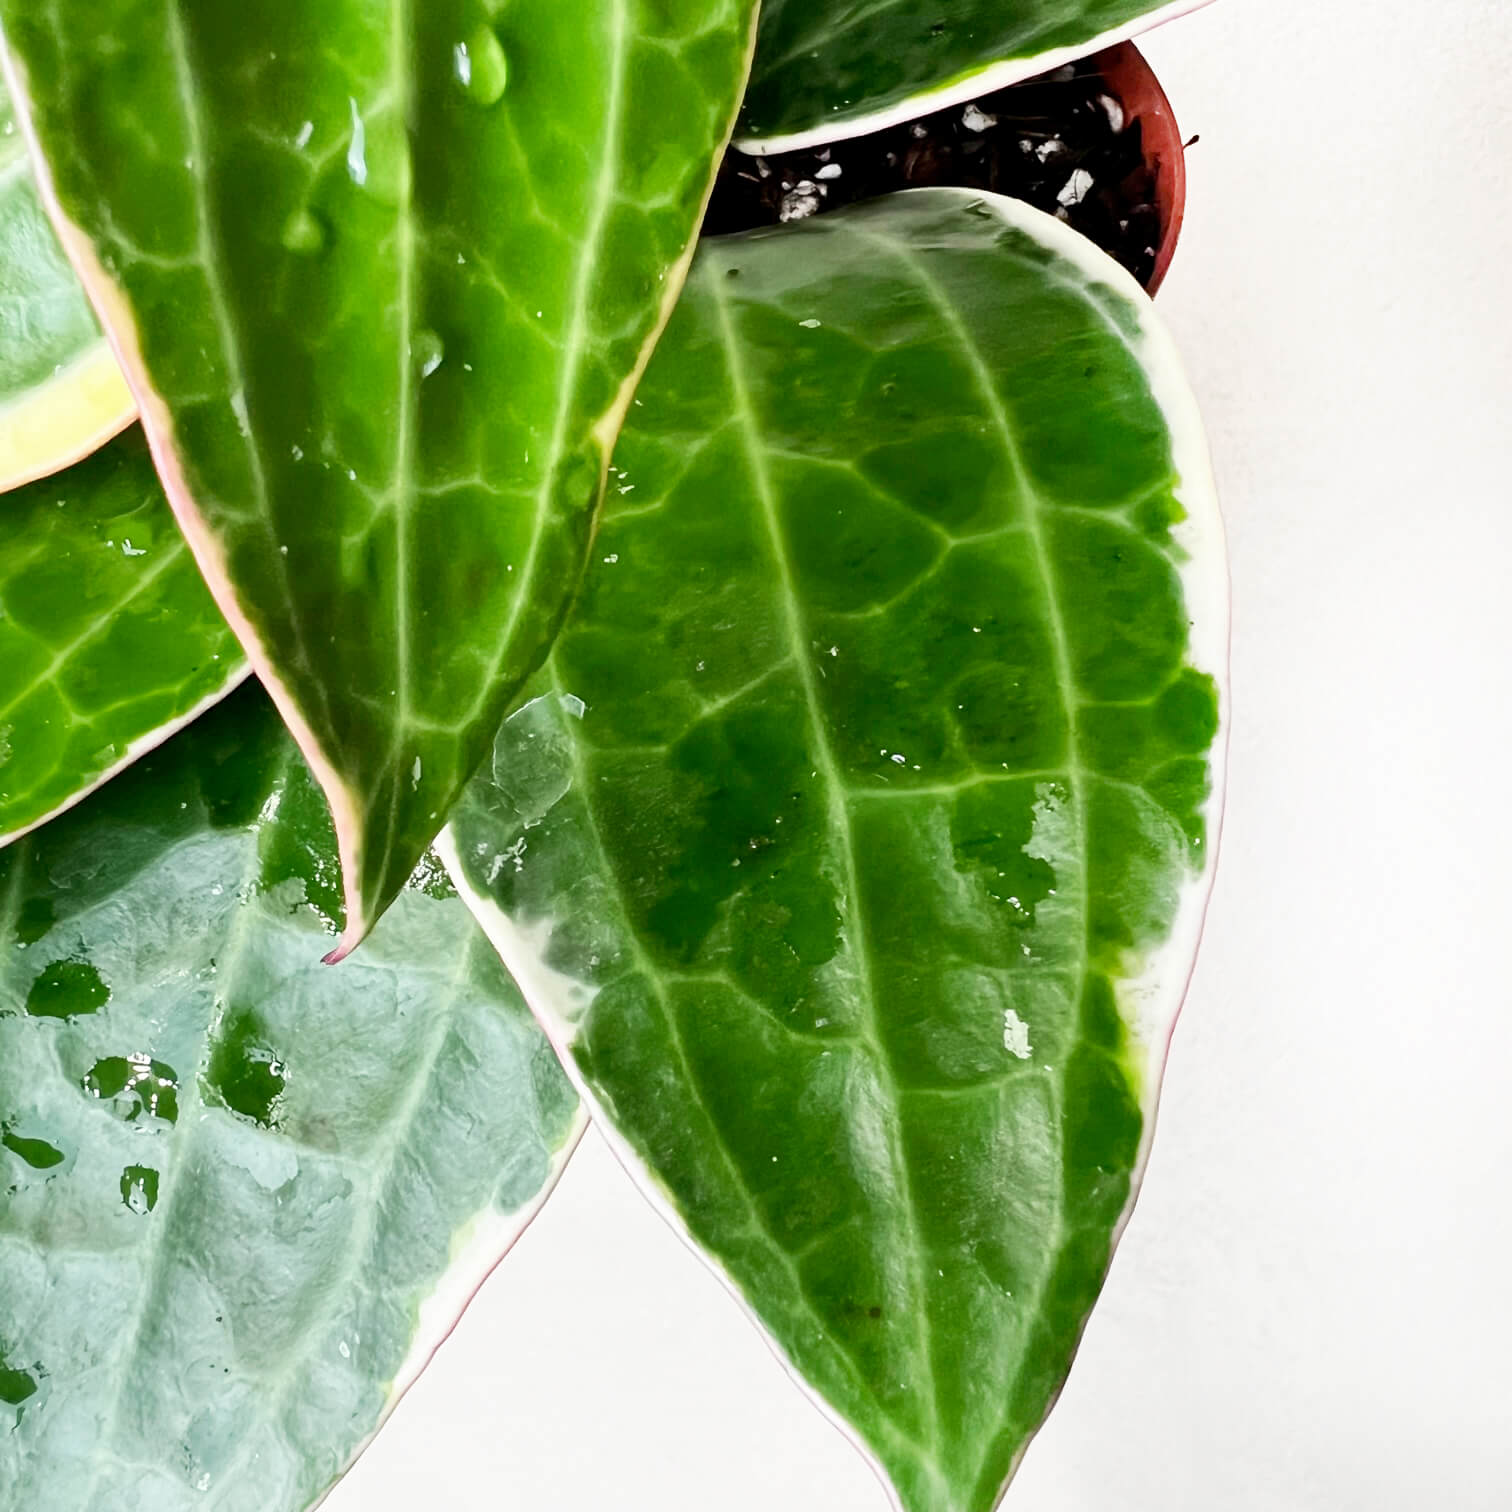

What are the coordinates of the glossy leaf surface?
(738, 0, 1208, 150)
(0, 685, 583, 1511)
(0, 429, 246, 847)
(0, 73, 132, 491)
(446, 191, 1227, 1512)
(0, 0, 758, 953)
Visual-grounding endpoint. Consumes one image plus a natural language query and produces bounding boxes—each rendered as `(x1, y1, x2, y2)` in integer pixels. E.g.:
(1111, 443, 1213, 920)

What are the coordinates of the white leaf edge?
(439, 188, 1230, 1511)
(0, 339, 136, 494)
(735, 0, 1213, 155)
(309, 1105, 589, 1511)
(2, 8, 761, 959)
(0, 663, 253, 852)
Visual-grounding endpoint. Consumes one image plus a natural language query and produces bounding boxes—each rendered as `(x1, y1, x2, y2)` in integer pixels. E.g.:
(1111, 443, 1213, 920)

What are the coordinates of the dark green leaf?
(445, 190, 1227, 1512)
(0, 0, 758, 953)
(0, 684, 582, 1510)
(739, 0, 1208, 149)
(0, 429, 247, 846)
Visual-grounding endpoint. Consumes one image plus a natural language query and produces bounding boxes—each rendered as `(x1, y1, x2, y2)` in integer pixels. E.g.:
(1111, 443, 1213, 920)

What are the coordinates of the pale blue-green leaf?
(0, 685, 583, 1512)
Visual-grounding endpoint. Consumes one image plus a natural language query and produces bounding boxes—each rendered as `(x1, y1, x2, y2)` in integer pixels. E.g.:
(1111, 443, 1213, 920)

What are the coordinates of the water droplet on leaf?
(1, 1127, 65, 1171)
(281, 207, 329, 256)
(205, 1010, 288, 1129)
(412, 329, 445, 378)
(120, 1165, 159, 1214)
(14, 896, 54, 946)
(345, 99, 368, 186)
(0, 1360, 37, 1407)
(26, 959, 109, 1019)
(83, 1055, 180, 1126)
(353, 111, 412, 204)
(454, 25, 509, 106)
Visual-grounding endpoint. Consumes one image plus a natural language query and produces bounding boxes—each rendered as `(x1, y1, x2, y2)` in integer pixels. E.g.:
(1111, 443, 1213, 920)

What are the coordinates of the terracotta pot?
(1092, 41, 1188, 294)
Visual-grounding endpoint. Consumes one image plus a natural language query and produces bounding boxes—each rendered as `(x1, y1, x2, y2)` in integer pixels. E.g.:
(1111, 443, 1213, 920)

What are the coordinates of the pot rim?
(1091, 41, 1188, 294)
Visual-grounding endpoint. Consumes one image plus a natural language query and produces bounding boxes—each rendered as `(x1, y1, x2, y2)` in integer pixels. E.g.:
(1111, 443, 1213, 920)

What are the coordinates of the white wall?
(331, 2, 1512, 1506)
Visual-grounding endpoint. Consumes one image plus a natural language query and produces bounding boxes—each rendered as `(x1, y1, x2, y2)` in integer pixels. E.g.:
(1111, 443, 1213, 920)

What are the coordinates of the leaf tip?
(322, 901, 368, 965)
(320, 869, 369, 965)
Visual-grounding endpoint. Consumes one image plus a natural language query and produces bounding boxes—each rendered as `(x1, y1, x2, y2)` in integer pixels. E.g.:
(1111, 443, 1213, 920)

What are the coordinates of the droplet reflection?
(412, 329, 445, 379)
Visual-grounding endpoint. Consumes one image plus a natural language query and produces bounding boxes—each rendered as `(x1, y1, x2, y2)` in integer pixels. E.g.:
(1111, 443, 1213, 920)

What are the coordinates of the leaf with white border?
(0, 428, 247, 848)
(0, 683, 583, 1511)
(0, 72, 133, 491)
(0, 0, 758, 955)
(444, 190, 1228, 1512)
(738, 0, 1211, 151)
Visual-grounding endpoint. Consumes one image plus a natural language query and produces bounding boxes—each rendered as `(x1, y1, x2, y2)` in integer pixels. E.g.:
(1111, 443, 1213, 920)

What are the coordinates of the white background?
(332, 1, 1512, 1507)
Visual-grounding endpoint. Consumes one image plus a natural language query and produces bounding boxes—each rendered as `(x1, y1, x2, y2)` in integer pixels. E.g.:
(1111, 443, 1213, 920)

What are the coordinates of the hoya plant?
(0, 3, 1227, 1510)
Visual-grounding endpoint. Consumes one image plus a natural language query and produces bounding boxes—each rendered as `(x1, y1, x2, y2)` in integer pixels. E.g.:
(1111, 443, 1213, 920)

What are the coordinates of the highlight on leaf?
(0, 71, 134, 491)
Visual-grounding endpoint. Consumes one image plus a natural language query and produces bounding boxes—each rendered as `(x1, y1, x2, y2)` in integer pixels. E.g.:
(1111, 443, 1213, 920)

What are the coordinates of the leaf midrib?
(846, 215, 1092, 1503)
(706, 264, 948, 1471)
(487, 0, 632, 692)
(161, 0, 336, 764)
(503, 666, 929, 1467)
(191, 926, 485, 1507)
(45, 757, 476, 1507)
(64, 749, 293, 1511)
(0, 845, 29, 953)
(372, 0, 421, 924)
(759, 0, 911, 75)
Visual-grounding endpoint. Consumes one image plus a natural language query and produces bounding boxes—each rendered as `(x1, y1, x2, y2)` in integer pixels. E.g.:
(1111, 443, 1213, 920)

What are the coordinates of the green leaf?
(0, 684, 583, 1511)
(738, 0, 1209, 150)
(0, 72, 133, 491)
(0, 0, 759, 955)
(443, 190, 1227, 1512)
(0, 428, 247, 847)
